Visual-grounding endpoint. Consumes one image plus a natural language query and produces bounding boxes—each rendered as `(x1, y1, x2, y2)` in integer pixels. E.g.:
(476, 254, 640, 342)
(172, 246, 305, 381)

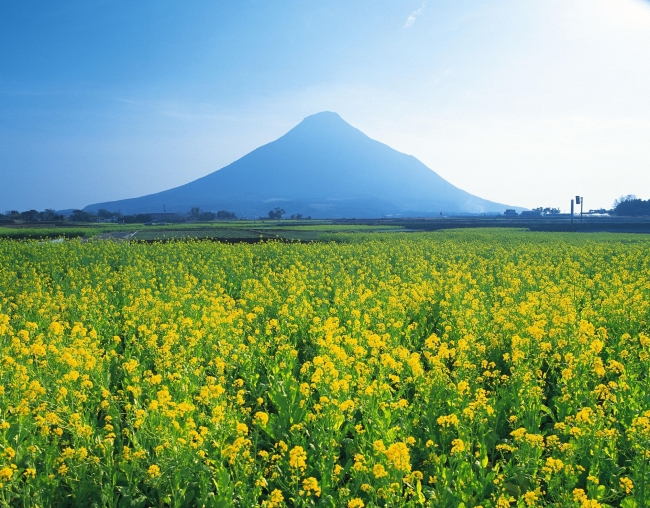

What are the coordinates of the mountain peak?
(301, 111, 352, 127)
(303, 111, 343, 121)
(288, 111, 359, 139)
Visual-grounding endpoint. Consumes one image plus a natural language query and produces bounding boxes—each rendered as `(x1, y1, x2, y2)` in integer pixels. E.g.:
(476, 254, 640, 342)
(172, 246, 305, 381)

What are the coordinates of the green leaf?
(416, 480, 426, 504)
(620, 498, 637, 508)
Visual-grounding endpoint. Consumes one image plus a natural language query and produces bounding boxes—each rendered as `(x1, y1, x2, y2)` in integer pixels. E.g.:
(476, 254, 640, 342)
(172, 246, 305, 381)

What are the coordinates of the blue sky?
(1, 0, 649, 212)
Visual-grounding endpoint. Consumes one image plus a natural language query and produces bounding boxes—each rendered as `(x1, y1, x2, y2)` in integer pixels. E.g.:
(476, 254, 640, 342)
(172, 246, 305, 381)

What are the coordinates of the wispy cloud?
(404, 2, 425, 28)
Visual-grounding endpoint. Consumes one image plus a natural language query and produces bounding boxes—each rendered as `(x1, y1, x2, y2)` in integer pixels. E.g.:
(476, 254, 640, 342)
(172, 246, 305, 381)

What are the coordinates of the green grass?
(0, 221, 406, 241)
(0, 226, 101, 239)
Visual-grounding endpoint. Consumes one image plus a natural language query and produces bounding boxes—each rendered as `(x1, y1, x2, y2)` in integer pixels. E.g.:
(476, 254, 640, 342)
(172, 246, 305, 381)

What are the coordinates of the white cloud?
(404, 2, 425, 28)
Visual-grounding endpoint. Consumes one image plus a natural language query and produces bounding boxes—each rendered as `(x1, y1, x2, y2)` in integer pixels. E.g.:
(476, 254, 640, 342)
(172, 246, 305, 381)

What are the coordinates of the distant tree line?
(1, 207, 238, 223)
(531, 198, 650, 217)
(189, 207, 236, 221)
(532, 207, 561, 215)
(0, 209, 66, 222)
(8, 197, 646, 223)
(267, 207, 311, 220)
(612, 196, 650, 217)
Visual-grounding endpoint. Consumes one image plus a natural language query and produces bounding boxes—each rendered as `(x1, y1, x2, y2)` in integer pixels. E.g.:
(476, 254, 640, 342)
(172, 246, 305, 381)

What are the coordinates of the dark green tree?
(97, 209, 115, 219)
(122, 214, 152, 224)
(69, 210, 97, 222)
(612, 197, 650, 217)
(42, 209, 63, 221)
(268, 207, 286, 219)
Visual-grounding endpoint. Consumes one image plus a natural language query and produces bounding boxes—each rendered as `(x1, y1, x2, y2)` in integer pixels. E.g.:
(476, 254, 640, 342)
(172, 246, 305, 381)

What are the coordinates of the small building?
(504, 209, 518, 217)
(520, 210, 542, 218)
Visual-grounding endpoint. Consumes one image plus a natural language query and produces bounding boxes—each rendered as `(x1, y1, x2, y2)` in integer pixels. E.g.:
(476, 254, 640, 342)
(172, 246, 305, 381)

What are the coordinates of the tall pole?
(571, 199, 574, 225)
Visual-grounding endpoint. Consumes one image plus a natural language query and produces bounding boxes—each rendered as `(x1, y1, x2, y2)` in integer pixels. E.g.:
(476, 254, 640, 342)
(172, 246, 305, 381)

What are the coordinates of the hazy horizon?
(2, 0, 650, 213)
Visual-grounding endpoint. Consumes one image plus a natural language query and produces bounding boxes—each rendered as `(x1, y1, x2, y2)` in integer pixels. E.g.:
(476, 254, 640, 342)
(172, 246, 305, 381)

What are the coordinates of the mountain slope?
(85, 112, 520, 218)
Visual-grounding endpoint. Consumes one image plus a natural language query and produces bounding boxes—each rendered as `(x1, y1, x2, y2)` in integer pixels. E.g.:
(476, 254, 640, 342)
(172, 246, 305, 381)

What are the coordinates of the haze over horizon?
(2, 0, 650, 213)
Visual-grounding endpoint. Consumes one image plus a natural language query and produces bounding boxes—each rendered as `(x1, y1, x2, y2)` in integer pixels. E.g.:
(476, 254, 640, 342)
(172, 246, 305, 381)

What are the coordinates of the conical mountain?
(85, 112, 518, 218)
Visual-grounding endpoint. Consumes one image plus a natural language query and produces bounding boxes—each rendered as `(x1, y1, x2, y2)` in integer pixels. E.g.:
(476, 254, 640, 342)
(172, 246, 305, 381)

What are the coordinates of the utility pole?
(576, 196, 583, 224)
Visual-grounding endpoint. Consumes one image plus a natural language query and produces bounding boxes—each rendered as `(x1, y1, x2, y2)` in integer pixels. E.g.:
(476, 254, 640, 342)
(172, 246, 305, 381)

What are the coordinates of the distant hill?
(85, 112, 522, 218)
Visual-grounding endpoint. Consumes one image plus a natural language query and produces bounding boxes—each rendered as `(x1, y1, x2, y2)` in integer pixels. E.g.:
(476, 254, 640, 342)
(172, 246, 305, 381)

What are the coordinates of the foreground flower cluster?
(0, 230, 649, 507)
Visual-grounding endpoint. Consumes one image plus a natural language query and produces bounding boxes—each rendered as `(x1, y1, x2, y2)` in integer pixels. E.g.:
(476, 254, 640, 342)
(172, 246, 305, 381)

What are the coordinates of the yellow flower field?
(0, 230, 649, 507)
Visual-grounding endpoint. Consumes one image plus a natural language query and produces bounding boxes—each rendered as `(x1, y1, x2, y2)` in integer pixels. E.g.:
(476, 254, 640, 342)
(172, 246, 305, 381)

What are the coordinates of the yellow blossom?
(289, 446, 307, 470)
(147, 465, 161, 478)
